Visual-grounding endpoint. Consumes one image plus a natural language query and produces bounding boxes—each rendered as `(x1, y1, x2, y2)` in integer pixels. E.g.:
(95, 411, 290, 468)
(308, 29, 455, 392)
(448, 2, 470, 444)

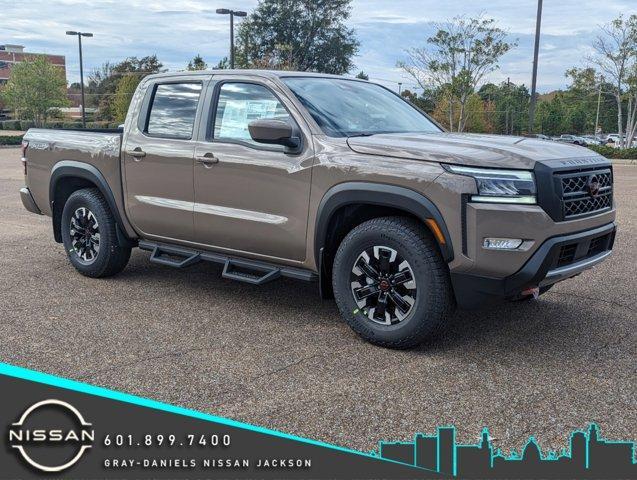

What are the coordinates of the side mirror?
(248, 119, 300, 150)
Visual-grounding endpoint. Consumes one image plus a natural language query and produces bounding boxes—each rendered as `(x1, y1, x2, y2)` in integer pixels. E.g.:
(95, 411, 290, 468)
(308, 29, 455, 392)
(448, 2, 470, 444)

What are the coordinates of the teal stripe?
(0, 362, 427, 470)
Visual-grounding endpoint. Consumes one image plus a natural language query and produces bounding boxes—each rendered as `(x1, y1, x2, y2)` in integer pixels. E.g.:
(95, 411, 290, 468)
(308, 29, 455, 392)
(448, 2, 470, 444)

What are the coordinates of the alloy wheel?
(69, 207, 100, 263)
(350, 245, 417, 325)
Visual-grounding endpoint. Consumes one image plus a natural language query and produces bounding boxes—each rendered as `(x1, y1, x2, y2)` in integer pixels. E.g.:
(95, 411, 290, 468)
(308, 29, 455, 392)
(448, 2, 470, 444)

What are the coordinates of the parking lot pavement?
(0, 147, 635, 452)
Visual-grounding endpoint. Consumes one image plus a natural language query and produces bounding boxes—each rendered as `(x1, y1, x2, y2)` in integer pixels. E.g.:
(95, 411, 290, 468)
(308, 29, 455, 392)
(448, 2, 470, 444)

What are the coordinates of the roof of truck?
(144, 69, 365, 81)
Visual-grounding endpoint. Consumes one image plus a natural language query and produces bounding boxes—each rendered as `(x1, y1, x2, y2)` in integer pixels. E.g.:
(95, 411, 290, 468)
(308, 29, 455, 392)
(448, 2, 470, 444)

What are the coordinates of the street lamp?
(66, 31, 93, 128)
(528, 0, 543, 134)
(216, 8, 247, 69)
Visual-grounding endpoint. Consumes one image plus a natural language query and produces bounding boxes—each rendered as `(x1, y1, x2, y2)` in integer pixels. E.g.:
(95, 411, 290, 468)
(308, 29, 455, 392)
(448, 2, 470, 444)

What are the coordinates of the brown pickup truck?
(20, 70, 616, 348)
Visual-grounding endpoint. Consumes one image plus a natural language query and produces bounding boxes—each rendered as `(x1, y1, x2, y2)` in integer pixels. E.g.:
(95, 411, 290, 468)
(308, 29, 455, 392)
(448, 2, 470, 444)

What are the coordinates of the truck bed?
(23, 128, 125, 219)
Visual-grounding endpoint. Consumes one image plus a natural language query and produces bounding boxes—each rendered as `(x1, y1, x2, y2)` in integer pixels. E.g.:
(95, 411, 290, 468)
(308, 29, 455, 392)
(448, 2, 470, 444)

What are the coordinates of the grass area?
(0, 135, 24, 146)
(587, 144, 637, 159)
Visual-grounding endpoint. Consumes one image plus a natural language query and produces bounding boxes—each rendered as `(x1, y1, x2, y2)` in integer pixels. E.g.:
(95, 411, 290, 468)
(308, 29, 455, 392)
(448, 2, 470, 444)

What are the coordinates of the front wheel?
(61, 188, 131, 278)
(332, 217, 455, 349)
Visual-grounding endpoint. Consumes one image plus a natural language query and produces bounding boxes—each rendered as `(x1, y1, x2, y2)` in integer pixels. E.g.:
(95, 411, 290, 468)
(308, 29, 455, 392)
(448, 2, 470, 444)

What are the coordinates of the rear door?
(192, 76, 314, 261)
(122, 76, 207, 241)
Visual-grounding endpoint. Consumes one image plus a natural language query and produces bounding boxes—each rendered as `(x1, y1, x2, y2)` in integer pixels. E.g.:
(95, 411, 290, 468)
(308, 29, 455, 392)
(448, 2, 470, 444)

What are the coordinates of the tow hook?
(521, 286, 540, 299)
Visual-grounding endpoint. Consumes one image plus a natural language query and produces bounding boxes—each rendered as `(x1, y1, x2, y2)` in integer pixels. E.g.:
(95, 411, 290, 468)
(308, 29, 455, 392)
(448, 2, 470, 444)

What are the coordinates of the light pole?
(594, 85, 602, 136)
(216, 9, 247, 69)
(66, 31, 93, 128)
(528, 0, 543, 134)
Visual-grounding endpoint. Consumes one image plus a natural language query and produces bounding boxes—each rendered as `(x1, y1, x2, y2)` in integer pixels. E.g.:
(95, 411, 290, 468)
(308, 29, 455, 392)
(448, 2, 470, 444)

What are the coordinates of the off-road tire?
(332, 216, 455, 349)
(61, 188, 131, 278)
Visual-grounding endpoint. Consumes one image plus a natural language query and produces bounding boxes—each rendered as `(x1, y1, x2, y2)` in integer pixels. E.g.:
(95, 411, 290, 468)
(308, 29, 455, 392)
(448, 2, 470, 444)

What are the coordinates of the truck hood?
(346, 132, 601, 169)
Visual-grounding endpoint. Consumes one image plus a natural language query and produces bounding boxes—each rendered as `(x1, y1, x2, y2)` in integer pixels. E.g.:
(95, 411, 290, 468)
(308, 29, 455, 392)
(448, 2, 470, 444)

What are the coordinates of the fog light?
(483, 238, 523, 250)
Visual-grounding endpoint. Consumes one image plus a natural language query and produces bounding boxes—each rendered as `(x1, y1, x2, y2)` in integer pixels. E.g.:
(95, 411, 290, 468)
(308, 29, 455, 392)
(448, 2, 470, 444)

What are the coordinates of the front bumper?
(450, 222, 616, 309)
(20, 187, 42, 215)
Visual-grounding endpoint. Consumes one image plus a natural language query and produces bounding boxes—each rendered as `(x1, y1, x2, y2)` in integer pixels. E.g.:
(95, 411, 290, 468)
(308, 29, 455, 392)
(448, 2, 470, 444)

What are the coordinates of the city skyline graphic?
(376, 424, 636, 479)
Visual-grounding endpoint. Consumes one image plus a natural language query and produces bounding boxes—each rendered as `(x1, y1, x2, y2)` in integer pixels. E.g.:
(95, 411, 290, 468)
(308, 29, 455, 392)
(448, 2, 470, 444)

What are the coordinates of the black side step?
(149, 244, 201, 268)
(222, 259, 281, 285)
(138, 240, 316, 284)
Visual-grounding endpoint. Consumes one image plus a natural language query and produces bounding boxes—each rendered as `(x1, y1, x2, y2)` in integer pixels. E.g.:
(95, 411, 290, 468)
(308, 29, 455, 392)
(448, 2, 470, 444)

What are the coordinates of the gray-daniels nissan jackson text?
(19, 71, 616, 348)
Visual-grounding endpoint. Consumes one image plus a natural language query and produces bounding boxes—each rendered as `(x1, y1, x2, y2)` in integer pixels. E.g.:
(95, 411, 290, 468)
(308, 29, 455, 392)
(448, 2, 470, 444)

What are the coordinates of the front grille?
(563, 194, 613, 217)
(587, 235, 608, 257)
(561, 171, 612, 194)
(551, 231, 614, 270)
(556, 169, 613, 220)
(556, 244, 577, 267)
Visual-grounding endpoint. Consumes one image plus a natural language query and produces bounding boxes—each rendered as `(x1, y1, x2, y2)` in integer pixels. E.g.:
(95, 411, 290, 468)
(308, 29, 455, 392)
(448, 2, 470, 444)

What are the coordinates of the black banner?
(1, 363, 635, 479)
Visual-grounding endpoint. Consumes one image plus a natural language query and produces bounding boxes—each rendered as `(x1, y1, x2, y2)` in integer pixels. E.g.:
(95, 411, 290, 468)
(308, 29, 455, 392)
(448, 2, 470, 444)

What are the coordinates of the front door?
(193, 78, 314, 262)
(123, 79, 205, 241)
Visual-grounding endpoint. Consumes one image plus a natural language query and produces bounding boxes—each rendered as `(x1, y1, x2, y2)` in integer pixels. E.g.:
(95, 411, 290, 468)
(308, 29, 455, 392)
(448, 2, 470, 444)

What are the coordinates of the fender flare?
(49, 160, 134, 244)
(314, 182, 454, 267)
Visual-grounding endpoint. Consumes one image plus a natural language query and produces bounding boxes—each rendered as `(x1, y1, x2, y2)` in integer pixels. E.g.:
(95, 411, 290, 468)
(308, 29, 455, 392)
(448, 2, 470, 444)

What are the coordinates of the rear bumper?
(450, 222, 616, 309)
(20, 187, 42, 215)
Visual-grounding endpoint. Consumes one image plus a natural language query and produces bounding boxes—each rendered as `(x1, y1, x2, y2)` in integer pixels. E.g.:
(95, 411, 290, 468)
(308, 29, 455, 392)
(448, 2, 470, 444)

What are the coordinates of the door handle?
(196, 153, 219, 167)
(126, 147, 146, 159)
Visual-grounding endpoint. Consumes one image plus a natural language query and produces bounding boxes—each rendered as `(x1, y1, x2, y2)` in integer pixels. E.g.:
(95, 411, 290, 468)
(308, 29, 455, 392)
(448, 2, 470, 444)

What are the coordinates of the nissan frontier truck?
(20, 71, 616, 348)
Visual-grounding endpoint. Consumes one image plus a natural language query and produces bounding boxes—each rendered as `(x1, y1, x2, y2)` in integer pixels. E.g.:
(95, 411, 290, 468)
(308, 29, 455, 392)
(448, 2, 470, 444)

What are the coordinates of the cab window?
(146, 82, 202, 139)
(213, 83, 291, 146)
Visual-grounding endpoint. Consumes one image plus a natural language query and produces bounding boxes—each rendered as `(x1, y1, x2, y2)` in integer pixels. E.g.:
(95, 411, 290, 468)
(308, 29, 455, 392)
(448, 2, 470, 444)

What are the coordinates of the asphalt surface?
(1, 147, 635, 453)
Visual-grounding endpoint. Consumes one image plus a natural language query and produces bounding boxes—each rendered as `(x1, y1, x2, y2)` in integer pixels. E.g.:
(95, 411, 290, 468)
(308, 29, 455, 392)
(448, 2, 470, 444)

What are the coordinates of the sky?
(2, 0, 634, 93)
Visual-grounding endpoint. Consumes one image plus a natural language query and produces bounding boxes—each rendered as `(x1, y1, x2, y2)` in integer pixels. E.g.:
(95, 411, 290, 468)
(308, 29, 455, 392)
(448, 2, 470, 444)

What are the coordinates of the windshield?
(282, 77, 441, 137)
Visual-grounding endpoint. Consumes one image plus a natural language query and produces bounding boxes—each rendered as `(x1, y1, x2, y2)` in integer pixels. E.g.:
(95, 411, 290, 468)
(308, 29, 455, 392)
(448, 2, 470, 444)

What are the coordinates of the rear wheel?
(332, 217, 455, 349)
(61, 188, 131, 278)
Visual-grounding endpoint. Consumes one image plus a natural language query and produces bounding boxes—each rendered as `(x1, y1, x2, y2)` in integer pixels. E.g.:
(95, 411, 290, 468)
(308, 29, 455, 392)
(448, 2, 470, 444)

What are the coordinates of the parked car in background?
(604, 134, 625, 146)
(526, 133, 552, 141)
(554, 134, 587, 146)
(581, 135, 605, 146)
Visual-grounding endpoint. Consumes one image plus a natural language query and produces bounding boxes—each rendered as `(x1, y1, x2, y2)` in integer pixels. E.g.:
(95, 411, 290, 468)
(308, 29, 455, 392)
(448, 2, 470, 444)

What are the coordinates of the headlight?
(445, 165, 536, 204)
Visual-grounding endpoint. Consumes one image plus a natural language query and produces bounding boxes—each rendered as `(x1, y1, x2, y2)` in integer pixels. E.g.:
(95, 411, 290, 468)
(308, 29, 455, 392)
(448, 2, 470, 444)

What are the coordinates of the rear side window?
(146, 83, 202, 139)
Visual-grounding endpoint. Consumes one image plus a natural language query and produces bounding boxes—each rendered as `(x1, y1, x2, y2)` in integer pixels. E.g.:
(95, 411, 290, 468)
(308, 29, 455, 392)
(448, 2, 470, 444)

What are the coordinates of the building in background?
(0, 44, 67, 84)
(0, 44, 67, 120)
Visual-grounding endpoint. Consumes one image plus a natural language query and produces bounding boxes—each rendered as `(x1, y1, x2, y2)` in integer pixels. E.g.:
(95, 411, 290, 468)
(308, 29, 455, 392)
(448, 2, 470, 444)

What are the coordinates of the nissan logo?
(586, 175, 600, 197)
(8, 399, 94, 472)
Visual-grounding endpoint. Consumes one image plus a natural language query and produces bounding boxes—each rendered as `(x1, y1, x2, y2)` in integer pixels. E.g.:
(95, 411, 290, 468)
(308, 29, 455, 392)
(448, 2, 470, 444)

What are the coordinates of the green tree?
(589, 14, 637, 147)
(565, 104, 588, 133)
(113, 75, 140, 123)
(112, 55, 164, 76)
(85, 62, 115, 111)
(478, 81, 530, 134)
(534, 95, 567, 136)
(1, 56, 69, 126)
(236, 0, 359, 74)
(214, 57, 230, 69)
(87, 55, 163, 121)
(355, 70, 369, 80)
(559, 68, 601, 134)
(627, 63, 637, 146)
(399, 15, 517, 132)
(187, 54, 207, 71)
(464, 93, 488, 132)
(401, 88, 437, 113)
(541, 67, 620, 136)
(562, 67, 600, 134)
